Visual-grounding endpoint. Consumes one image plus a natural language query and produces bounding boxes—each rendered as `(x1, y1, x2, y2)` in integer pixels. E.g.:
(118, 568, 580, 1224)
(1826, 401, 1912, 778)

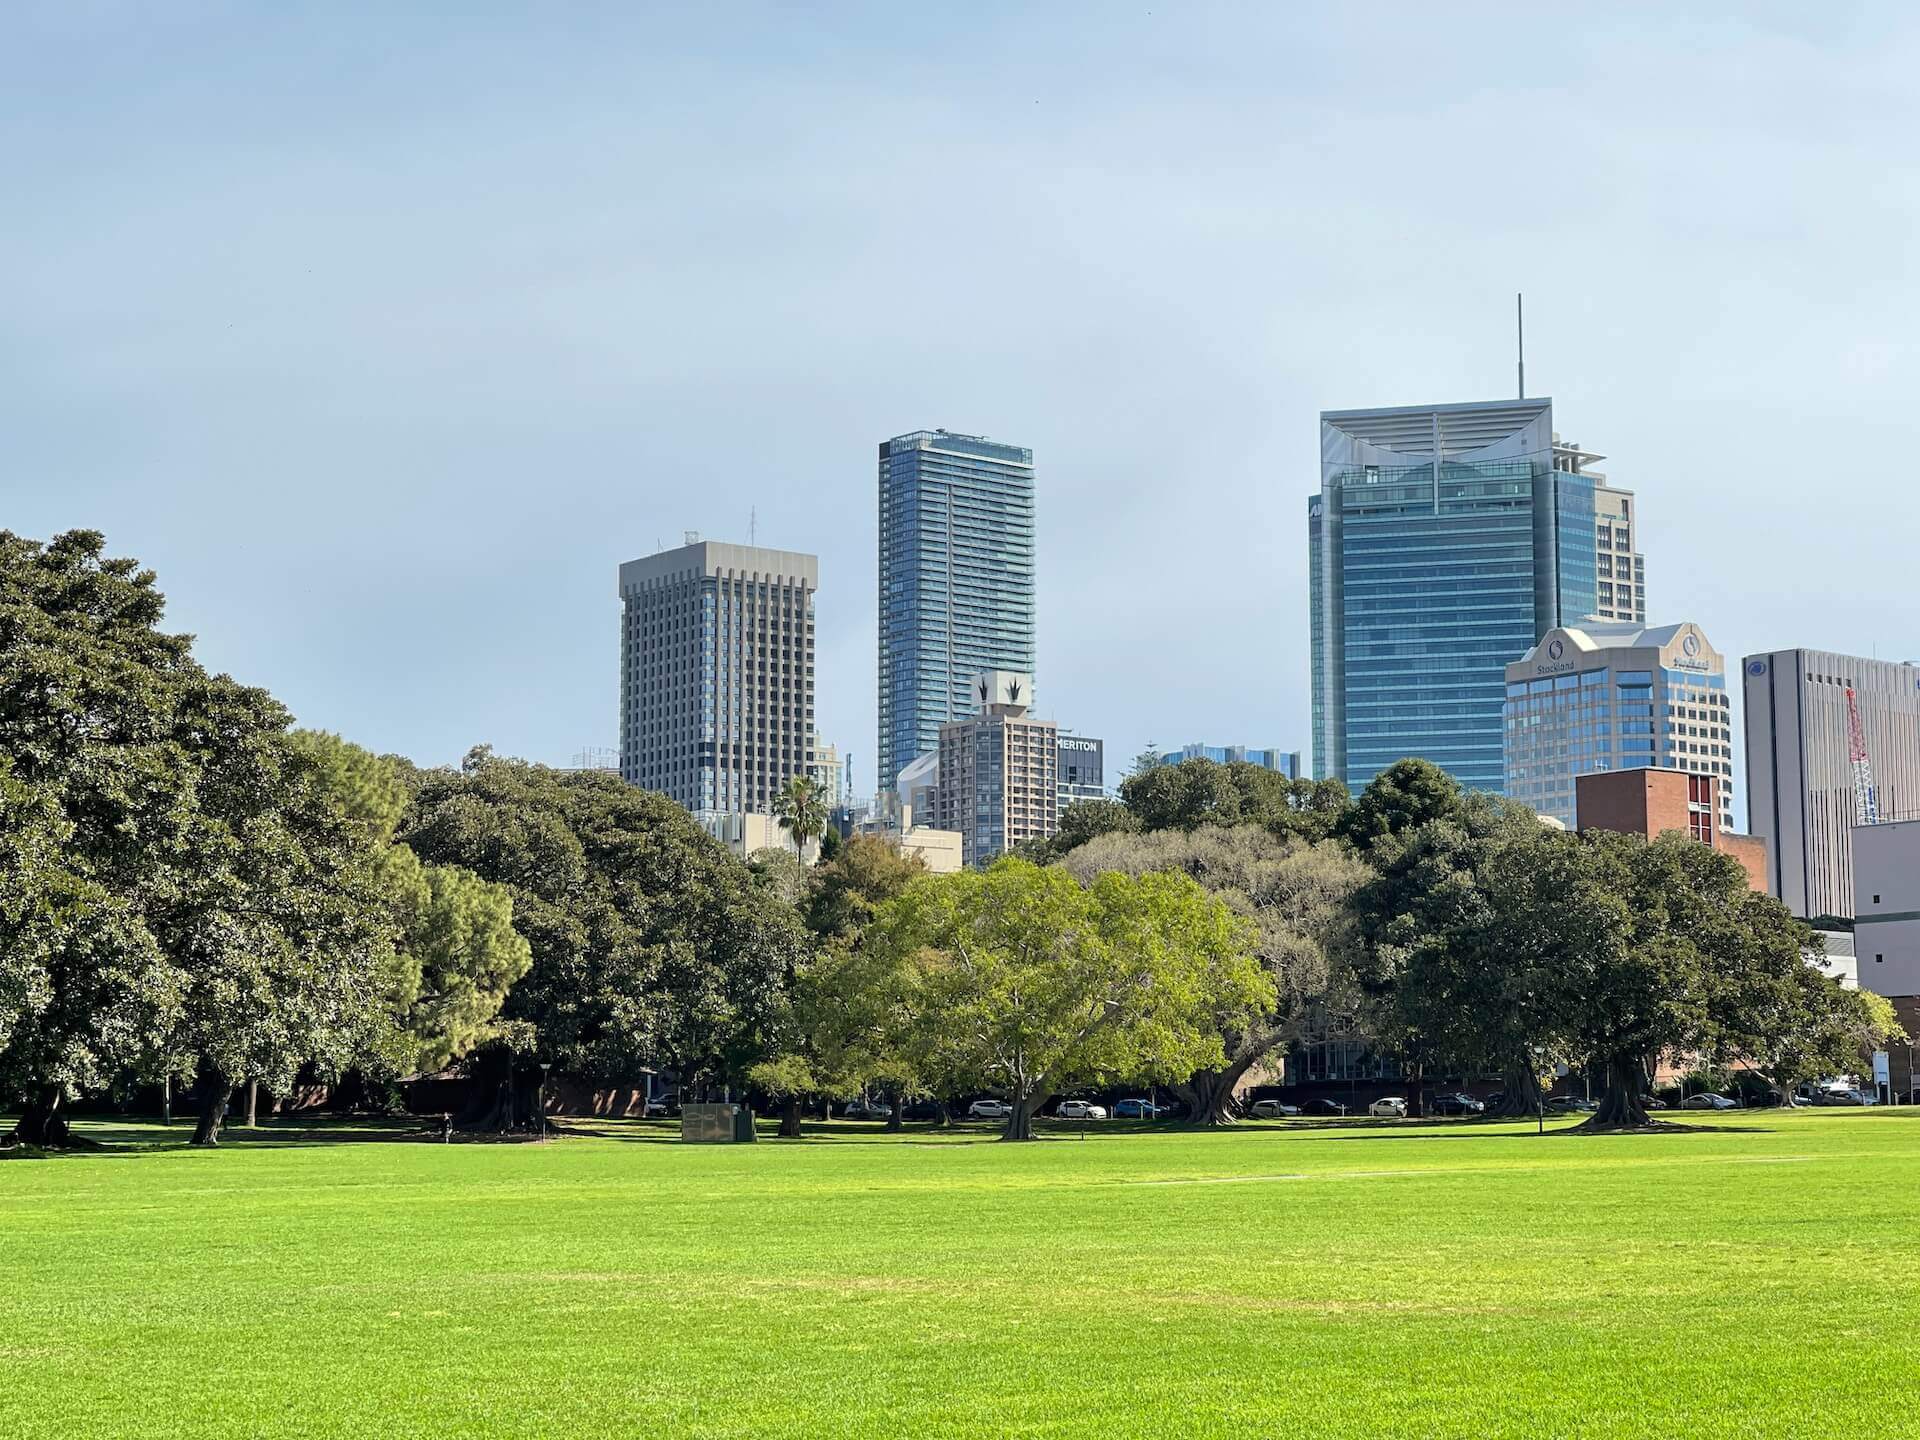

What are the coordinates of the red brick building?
(1575, 767, 1769, 893)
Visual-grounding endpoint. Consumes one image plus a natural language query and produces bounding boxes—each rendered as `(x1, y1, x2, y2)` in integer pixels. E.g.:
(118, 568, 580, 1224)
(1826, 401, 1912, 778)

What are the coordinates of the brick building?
(1574, 767, 1768, 892)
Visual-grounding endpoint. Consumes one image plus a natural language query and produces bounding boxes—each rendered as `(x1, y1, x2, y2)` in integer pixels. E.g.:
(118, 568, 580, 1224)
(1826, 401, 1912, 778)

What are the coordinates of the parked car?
(1301, 1098, 1348, 1116)
(1368, 1096, 1408, 1118)
(1813, 1087, 1871, 1106)
(967, 1098, 1013, 1120)
(1641, 1094, 1668, 1111)
(841, 1098, 892, 1120)
(1429, 1092, 1485, 1116)
(1483, 1091, 1507, 1110)
(643, 1099, 679, 1119)
(1057, 1100, 1110, 1120)
(1682, 1092, 1738, 1110)
(1248, 1098, 1301, 1119)
(900, 1099, 943, 1122)
(1545, 1095, 1597, 1113)
(1113, 1098, 1168, 1119)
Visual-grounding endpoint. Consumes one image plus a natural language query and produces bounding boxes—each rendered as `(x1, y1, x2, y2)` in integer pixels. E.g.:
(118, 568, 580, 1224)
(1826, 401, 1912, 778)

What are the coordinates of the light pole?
(1532, 1045, 1546, 1136)
(538, 1062, 552, 1139)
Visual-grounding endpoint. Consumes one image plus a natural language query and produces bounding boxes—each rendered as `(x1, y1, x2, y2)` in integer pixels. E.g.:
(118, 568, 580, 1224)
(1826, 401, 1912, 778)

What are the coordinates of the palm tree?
(773, 775, 829, 863)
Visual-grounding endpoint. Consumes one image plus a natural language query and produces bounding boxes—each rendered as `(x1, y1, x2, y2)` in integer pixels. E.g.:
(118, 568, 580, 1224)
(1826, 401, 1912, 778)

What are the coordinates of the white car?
(1369, 1096, 1408, 1118)
(967, 1098, 1013, 1120)
(1249, 1098, 1300, 1119)
(1056, 1100, 1110, 1120)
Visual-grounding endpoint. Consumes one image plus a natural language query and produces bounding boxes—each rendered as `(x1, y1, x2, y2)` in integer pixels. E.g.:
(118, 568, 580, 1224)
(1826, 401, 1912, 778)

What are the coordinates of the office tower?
(934, 671, 1057, 866)
(1743, 649, 1920, 918)
(1554, 436, 1645, 624)
(1057, 733, 1106, 809)
(618, 538, 817, 821)
(1156, 744, 1302, 779)
(1575, 769, 1766, 892)
(1853, 818, 1920, 1097)
(1504, 621, 1733, 832)
(1310, 397, 1597, 793)
(810, 740, 848, 808)
(877, 429, 1035, 796)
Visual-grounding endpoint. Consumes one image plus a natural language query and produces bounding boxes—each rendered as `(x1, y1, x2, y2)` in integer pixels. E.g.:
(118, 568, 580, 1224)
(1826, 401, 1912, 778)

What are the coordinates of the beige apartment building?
(934, 670, 1058, 866)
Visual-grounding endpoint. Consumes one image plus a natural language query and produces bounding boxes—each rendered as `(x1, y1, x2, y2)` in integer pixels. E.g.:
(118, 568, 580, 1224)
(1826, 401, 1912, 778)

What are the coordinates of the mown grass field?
(5, 1109, 1920, 1438)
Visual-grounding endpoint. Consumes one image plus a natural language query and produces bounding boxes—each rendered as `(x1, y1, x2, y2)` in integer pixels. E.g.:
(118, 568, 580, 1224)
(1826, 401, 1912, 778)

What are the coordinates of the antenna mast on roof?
(750, 506, 757, 547)
(1516, 292, 1525, 399)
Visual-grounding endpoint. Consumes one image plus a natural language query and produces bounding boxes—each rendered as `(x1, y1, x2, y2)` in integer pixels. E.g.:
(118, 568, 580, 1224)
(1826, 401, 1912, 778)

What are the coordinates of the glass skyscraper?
(878, 430, 1035, 794)
(1309, 397, 1596, 794)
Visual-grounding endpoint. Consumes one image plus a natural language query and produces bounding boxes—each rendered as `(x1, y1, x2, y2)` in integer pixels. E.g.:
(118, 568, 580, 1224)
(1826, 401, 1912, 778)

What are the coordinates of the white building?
(1504, 621, 1732, 831)
(1744, 650, 1920, 918)
(1853, 818, 1920, 1100)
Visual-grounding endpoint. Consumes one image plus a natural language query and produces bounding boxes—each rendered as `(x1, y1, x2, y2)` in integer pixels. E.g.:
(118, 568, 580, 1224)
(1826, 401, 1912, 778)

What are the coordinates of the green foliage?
(870, 858, 1270, 1135)
(1335, 758, 1466, 849)
(803, 834, 925, 941)
(401, 749, 807, 1089)
(1116, 759, 1349, 843)
(773, 775, 829, 859)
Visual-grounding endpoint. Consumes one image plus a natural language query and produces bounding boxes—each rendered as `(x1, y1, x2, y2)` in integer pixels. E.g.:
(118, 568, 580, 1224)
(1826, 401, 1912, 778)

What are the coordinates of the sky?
(6, 3, 1919, 817)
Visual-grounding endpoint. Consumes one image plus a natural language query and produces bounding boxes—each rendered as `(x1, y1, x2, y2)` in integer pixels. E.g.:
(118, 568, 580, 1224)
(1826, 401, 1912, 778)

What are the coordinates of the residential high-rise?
(877, 429, 1035, 796)
(1504, 621, 1733, 832)
(1310, 397, 1598, 793)
(934, 671, 1057, 866)
(810, 740, 848, 808)
(618, 539, 817, 822)
(1556, 436, 1646, 624)
(1057, 733, 1106, 809)
(1156, 744, 1302, 779)
(1743, 649, 1920, 918)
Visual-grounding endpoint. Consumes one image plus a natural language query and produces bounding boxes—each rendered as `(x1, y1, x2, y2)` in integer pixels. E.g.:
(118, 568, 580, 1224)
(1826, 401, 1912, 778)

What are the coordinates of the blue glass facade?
(1157, 744, 1302, 779)
(878, 430, 1035, 793)
(1310, 398, 1595, 795)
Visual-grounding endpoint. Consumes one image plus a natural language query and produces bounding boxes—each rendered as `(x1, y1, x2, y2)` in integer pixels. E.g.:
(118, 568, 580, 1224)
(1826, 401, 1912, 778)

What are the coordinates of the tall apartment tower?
(934, 671, 1057, 866)
(1504, 621, 1732, 831)
(1743, 649, 1920, 918)
(1310, 398, 1598, 794)
(1556, 436, 1646, 624)
(877, 429, 1035, 796)
(618, 539, 817, 821)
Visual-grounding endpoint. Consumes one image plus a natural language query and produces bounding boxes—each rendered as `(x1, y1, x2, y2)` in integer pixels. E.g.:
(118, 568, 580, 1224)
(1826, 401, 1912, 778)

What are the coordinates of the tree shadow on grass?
(2, 1115, 573, 1158)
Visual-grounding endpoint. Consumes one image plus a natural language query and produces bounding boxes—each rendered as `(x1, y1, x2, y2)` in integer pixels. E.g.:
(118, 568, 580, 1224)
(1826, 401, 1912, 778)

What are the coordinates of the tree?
(0, 533, 393, 1147)
(773, 776, 829, 862)
(1128, 743, 1162, 778)
(1013, 797, 1140, 865)
(1336, 758, 1467, 849)
(1117, 759, 1351, 843)
(1062, 826, 1367, 1123)
(1330, 793, 1548, 1119)
(869, 858, 1269, 1139)
(292, 731, 532, 1080)
(401, 750, 807, 1126)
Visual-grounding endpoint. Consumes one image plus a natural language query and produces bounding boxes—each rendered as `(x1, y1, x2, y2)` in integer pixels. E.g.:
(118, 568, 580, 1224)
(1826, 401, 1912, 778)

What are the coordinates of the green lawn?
(6, 1109, 1920, 1437)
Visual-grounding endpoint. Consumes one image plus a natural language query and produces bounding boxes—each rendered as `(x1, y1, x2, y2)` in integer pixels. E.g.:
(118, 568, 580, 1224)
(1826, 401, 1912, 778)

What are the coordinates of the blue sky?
(6, 4, 1918, 811)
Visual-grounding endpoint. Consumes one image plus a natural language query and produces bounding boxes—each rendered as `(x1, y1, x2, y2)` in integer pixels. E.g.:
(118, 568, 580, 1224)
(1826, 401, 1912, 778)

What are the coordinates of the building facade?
(1156, 744, 1301, 778)
(1575, 767, 1766, 892)
(1058, 733, 1106, 809)
(1555, 435, 1645, 624)
(1311, 397, 1598, 794)
(810, 741, 848, 808)
(618, 539, 817, 822)
(933, 671, 1057, 866)
(1853, 819, 1920, 1100)
(877, 429, 1035, 796)
(1744, 650, 1920, 918)
(1505, 621, 1733, 831)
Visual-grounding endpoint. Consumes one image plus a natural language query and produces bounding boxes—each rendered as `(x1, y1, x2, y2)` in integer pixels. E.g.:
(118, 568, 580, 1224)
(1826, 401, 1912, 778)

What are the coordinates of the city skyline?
(9, 7, 1920, 827)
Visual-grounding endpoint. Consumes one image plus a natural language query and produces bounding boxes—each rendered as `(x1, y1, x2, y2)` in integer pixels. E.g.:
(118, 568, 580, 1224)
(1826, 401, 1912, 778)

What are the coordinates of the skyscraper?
(1556, 436, 1646, 624)
(1743, 649, 1920, 918)
(1503, 620, 1732, 831)
(877, 429, 1035, 795)
(1310, 397, 1597, 794)
(618, 539, 817, 822)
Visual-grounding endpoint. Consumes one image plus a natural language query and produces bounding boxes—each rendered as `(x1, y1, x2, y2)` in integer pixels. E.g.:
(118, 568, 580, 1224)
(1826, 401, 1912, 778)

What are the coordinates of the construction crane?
(1845, 686, 1881, 826)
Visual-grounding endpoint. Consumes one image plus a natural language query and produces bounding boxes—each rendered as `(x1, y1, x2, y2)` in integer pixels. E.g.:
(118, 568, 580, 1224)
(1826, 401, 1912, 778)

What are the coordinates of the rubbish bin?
(732, 1106, 757, 1143)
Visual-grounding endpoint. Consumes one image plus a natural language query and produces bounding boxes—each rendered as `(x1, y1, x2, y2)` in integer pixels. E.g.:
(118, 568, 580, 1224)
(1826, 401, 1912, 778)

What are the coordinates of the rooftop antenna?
(1516, 292, 1526, 399)
(750, 506, 757, 547)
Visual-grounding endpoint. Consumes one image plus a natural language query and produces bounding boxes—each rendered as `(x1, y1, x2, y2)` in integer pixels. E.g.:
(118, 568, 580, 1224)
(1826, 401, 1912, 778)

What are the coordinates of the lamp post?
(538, 1062, 552, 1139)
(1532, 1045, 1546, 1136)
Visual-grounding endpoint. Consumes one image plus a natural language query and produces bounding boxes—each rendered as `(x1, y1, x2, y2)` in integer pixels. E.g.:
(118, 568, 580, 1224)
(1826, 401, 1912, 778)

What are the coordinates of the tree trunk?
(884, 1088, 903, 1132)
(7, 1084, 73, 1147)
(779, 1093, 803, 1138)
(1488, 1063, 1543, 1118)
(162, 1073, 172, 1126)
(933, 1100, 953, 1129)
(1178, 1054, 1261, 1126)
(1407, 1060, 1427, 1119)
(1579, 1054, 1653, 1131)
(245, 1080, 258, 1129)
(1002, 1094, 1047, 1141)
(191, 1064, 232, 1146)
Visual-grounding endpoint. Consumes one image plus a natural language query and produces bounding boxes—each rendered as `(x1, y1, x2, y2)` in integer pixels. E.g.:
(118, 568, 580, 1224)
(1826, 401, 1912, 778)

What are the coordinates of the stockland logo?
(1682, 633, 1701, 659)
(1547, 639, 1565, 661)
